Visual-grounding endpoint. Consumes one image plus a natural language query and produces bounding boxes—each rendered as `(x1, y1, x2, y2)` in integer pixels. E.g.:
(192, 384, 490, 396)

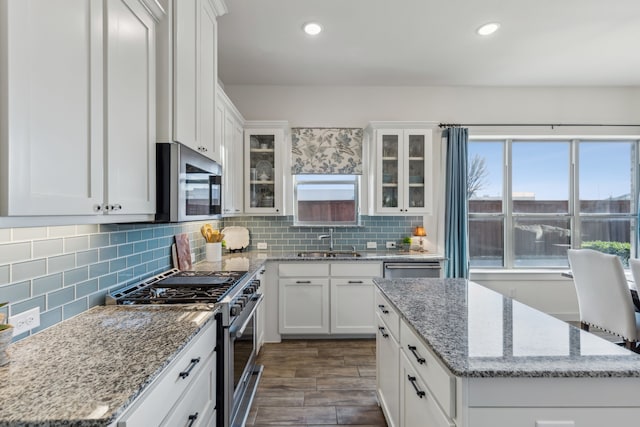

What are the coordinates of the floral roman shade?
(291, 128, 363, 174)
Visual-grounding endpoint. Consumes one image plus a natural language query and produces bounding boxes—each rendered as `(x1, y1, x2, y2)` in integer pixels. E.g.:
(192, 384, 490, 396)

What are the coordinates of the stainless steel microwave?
(155, 142, 222, 222)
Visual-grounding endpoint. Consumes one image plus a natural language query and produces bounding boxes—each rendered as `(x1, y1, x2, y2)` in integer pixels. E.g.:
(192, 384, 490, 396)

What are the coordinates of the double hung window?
(469, 138, 638, 269)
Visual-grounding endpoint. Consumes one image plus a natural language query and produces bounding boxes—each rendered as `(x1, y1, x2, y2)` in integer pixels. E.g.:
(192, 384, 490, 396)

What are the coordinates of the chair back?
(628, 258, 640, 296)
(567, 249, 637, 341)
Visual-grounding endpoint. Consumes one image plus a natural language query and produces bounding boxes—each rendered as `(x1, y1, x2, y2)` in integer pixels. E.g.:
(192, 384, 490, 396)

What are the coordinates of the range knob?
(244, 286, 255, 295)
(230, 304, 242, 316)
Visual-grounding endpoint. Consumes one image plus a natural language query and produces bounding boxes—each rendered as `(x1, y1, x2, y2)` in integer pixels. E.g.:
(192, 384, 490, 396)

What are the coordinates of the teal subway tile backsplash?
(223, 215, 423, 252)
(0, 220, 220, 341)
(0, 215, 416, 340)
(0, 281, 30, 304)
(48, 287, 75, 309)
(33, 274, 63, 295)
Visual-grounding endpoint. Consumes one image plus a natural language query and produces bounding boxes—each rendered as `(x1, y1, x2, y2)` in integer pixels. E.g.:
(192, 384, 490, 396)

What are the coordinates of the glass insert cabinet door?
(381, 133, 400, 209)
(244, 127, 284, 214)
(376, 129, 432, 214)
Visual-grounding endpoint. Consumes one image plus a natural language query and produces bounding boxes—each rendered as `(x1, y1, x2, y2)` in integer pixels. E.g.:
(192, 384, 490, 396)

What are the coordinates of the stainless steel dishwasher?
(383, 261, 442, 278)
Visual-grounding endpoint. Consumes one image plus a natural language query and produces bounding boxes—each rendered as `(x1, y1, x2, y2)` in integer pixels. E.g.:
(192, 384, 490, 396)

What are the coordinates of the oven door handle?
(230, 293, 264, 338)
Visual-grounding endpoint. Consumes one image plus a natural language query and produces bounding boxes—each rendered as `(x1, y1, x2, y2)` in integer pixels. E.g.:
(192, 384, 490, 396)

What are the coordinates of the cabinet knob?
(112, 204, 122, 211)
(93, 204, 102, 212)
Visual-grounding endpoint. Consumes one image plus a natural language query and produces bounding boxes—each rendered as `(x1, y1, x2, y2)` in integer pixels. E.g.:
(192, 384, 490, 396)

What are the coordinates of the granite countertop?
(374, 277, 640, 378)
(0, 305, 216, 427)
(202, 250, 444, 266)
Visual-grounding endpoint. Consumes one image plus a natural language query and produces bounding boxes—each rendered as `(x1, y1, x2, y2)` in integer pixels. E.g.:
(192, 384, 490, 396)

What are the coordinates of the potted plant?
(0, 302, 13, 366)
(400, 236, 413, 252)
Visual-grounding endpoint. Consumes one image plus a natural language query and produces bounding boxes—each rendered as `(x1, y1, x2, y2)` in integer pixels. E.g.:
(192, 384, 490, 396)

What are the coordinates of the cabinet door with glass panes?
(244, 127, 284, 214)
(376, 129, 432, 214)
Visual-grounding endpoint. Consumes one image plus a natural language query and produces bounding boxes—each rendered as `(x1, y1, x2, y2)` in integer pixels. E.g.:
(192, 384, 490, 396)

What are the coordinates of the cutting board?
(174, 233, 192, 270)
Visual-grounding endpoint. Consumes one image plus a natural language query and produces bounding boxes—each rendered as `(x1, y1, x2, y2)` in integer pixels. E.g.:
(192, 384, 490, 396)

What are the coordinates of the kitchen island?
(374, 277, 640, 427)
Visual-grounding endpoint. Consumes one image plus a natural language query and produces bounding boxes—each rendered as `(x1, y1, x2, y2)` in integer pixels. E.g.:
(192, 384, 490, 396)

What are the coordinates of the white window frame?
(469, 136, 640, 269)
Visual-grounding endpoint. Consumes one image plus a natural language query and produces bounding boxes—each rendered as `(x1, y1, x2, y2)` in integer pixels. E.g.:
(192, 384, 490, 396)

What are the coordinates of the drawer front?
(400, 353, 454, 427)
(400, 320, 455, 419)
(375, 290, 399, 340)
(278, 263, 330, 277)
(331, 262, 382, 277)
(161, 353, 216, 427)
(117, 321, 216, 427)
(468, 407, 640, 427)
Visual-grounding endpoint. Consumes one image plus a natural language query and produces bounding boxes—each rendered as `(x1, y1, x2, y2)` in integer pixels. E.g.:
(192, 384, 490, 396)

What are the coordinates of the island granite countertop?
(0, 305, 216, 427)
(374, 277, 640, 378)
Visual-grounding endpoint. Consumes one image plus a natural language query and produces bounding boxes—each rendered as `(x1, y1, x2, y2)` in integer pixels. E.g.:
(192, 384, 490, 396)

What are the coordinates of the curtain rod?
(438, 123, 640, 129)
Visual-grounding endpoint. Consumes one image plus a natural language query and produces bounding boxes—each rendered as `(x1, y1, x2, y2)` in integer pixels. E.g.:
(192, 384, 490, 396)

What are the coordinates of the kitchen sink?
(296, 251, 361, 258)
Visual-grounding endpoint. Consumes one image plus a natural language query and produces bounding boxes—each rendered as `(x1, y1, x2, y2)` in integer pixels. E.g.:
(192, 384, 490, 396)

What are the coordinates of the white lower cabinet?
(116, 320, 216, 427)
(467, 407, 640, 427)
(376, 311, 400, 427)
(377, 293, 640, 427)
(400, 352, 454, 427)
(330, 263, 381, 334)
(278, 262, 381, 336)
(279, 277, 330, 334)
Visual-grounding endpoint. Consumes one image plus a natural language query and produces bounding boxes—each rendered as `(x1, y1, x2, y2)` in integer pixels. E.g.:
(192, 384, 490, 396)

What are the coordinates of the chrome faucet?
(318, 228, 334, 251)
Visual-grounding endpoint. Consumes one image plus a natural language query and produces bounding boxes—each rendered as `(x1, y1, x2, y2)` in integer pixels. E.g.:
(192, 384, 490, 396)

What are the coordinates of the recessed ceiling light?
(476, 22, 500, 36)
(303, 22, 322, 36)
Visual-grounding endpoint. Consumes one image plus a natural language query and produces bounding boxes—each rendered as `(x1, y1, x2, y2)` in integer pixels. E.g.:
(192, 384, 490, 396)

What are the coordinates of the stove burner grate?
(111, 270, 248, 305)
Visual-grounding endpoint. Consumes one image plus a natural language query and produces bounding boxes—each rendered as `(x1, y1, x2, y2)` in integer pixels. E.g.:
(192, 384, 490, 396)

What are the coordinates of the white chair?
(628, 258, 640, 310)
(567, 249, 640, 351)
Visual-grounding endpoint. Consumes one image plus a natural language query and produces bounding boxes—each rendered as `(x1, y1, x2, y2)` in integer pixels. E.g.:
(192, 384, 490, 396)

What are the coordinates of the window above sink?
(293, 174, 361, 226)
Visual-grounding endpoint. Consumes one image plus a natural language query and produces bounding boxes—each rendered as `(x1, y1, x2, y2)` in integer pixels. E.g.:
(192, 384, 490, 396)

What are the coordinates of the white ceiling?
(217, 0, 640, 87)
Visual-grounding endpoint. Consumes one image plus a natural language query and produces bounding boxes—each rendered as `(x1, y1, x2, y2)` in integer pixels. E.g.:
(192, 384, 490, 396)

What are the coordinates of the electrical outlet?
(257, 242, 268, 250)
(9, 307, 40, 336)
(386, 241, 396, 249)
(367, 242, 377, 249)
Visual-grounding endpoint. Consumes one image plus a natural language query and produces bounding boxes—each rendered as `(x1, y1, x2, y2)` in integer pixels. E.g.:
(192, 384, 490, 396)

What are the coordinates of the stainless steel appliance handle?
(234, 293, 264, 338)
(384, 264, 440, 269)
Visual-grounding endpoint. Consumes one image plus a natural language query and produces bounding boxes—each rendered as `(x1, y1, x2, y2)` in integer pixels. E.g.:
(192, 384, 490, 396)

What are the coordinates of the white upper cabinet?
(244, 122, 289, 215)
(216, 85, 245, 216)
(369, 124, 435, 215)
(157, 0, 226, 162)
(0, 0, 104, 216)
(0, 0, 163, 218)
(105, 0, 158, 215)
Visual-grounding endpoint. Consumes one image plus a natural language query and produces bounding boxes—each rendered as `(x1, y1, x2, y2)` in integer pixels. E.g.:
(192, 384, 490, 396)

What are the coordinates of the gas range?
(106, 267, 264, 427)
(106, 269, 248, 305)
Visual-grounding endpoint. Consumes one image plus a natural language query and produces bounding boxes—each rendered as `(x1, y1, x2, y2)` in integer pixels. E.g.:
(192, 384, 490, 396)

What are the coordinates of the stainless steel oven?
(218, 278, 264, 427)
(227, 280, 263, 427)
(155, 142, 222, 222)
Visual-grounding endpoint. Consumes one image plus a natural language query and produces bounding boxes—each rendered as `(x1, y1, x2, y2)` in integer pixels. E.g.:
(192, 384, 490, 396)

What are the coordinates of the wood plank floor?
(246, 339, 388, 426)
